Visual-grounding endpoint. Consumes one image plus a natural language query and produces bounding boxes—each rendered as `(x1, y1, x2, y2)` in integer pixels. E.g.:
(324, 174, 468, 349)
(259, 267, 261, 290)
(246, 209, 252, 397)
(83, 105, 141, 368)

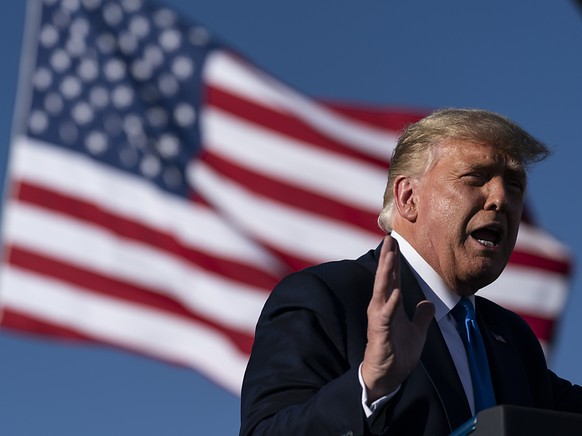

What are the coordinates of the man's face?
(411, 140, 525, 295)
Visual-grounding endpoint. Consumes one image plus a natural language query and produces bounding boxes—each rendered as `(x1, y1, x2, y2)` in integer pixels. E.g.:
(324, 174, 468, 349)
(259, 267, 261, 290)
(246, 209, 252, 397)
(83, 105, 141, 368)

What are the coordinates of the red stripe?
(15, 181, 284, 290)
(263, 243, 317, 272)
(321, 101, 426, 130)
(0, 309, 250, 373)
(508, 250, 571, 275)
(6, 245, 255, 355)
(206, 86, 390, 169)
(1, 308, 100, 343)
(234, 235, 335, 272)
(199, 151, 382, 235)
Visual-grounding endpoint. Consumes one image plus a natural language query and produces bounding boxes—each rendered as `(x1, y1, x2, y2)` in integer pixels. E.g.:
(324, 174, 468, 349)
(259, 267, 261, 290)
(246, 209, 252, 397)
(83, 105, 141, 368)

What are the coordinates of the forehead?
(431, 139, 525, 173)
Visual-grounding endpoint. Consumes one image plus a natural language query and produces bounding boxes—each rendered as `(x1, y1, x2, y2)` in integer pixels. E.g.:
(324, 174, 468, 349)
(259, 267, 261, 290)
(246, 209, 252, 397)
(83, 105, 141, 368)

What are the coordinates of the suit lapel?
(400, 259, 473, 430)
(476, 297, 533, 407)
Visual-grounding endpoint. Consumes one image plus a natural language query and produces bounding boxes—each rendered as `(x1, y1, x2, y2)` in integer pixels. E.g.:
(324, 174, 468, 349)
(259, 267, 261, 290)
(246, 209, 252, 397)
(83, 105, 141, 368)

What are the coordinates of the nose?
(484, 177, 509, 212)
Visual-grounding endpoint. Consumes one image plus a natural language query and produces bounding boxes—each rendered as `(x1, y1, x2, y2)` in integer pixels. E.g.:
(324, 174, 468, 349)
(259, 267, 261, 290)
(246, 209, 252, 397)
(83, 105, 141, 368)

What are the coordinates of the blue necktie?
(451, 297, 496, 414)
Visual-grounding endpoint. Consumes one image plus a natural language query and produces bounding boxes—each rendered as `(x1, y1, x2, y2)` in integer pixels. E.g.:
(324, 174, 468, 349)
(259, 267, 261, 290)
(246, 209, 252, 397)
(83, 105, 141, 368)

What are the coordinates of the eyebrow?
(463, 160, 527, 184)
(504, 158, 527, 182)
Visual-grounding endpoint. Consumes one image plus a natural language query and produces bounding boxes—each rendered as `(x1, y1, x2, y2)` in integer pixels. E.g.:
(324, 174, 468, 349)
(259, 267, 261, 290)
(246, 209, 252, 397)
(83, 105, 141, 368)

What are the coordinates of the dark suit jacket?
(240, 244, 582, 436)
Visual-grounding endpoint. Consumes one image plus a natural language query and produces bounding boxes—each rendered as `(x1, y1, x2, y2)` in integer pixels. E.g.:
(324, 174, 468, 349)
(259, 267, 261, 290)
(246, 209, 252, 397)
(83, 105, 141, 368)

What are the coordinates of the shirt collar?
(390, 231, 475, 321)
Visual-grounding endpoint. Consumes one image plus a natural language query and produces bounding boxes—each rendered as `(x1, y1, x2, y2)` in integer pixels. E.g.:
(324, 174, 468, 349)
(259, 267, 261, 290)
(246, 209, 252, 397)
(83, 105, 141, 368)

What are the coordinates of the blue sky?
(1, 1, 582, 434)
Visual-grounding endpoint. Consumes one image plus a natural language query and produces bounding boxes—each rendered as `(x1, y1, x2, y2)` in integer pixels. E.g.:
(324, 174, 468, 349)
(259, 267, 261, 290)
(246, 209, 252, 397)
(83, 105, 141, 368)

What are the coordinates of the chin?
(471, 270, 504, 291)
(462, 264, 505, 291)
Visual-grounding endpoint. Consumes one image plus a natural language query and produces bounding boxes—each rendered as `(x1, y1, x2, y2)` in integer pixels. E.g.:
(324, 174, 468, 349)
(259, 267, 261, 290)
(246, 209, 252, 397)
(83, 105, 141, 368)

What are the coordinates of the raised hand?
(361, 234, 435, 403)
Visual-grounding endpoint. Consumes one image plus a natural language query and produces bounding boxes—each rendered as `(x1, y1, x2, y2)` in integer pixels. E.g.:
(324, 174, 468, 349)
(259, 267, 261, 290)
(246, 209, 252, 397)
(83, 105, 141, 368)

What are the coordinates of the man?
(240, 109, 582, 436)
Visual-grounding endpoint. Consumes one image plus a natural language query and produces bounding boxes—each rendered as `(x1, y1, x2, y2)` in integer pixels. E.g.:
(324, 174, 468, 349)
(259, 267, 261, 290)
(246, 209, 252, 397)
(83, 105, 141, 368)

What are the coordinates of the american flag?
(0, 0, 571, 394)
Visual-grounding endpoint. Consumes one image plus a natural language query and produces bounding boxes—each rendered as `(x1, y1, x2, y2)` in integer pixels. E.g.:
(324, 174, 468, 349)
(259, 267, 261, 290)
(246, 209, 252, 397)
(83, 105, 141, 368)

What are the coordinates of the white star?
(174, 103, 196, 127)
(60, 75, 82, 99)
(97, 33, 117, 54)
(158, 133, 180, 158)
(40, 25, 59, 48)
(141, 155, 161, 178)
(85, 131, 108, 154)
(59, 120, 78, 143)
(72, 102, 94, 125)
(78, 59, 99, 82)
(144, 44, 164, 68)
(33, 68, 53, 91)
(50, 49, 71, 73)
(129, 15, 150, 38)
(159, 29, 181, 52)
(119, 31, 138, 55)
(44, 92, 64, 114)
(146, 106, 168, 129)
(29, 110, 49, 134)
(158, 73, 178, 97)
(89, 86, 110, 108)
(153, 8, 176, 28)
(104, 59, 126, 82)
(172, 56, 194, 80)
(103, 2, 123, 27)
(112, 85, 134, 108)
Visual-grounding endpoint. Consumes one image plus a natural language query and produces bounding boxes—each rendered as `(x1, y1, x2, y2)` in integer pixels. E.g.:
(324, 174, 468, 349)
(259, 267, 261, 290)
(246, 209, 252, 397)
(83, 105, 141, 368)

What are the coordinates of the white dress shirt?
(360, 231, 477, 417)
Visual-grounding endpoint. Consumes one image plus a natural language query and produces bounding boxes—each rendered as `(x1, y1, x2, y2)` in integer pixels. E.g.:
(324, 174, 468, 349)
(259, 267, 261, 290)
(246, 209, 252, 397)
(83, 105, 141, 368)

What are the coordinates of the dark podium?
(451, 405, 582, 435)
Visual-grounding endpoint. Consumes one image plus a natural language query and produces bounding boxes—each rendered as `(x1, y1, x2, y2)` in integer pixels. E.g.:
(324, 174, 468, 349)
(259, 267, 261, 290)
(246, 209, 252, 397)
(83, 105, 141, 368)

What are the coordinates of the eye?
(506, 178, 525, 193)
(463, 172, 487, 186)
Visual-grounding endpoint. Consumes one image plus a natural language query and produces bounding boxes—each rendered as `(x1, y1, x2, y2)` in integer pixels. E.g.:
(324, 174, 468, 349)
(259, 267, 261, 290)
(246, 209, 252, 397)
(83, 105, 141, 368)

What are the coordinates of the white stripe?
(0, 266, 248, 394)
(3, 201, 268, 333)
(9, 136, 284, 275)
(204, 50, 400, 160)
(188, 160, 381, 262)
(479, 264, 568, 318)
(515, 222, 570, 261)
(201, 107, 387, 211)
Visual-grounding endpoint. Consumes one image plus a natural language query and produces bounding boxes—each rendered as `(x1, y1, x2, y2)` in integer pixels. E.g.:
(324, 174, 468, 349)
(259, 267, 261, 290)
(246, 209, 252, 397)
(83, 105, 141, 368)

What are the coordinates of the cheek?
(512, 202, 524, 221)
(416, 197, 460, 252)
(427, 192, 467, 228)
(507, 200, 523, 231)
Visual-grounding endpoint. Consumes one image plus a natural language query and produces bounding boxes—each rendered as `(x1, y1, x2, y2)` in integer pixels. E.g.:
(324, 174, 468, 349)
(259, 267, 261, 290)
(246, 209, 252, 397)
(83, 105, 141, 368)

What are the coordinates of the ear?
(393, 175, 418, 222)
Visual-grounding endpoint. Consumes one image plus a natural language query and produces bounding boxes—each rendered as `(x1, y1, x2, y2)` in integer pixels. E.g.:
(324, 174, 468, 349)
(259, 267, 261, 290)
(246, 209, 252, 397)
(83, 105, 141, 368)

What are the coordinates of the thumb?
(412, 300, 435, 333)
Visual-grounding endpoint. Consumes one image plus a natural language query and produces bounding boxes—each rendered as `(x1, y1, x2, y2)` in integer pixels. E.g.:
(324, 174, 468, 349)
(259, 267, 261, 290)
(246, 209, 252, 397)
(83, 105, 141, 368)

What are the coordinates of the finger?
(383, 243, 402, 313)
(412, 300, 435, 333)
(372, 235, 399, 304)
(390, 239, 400, 295)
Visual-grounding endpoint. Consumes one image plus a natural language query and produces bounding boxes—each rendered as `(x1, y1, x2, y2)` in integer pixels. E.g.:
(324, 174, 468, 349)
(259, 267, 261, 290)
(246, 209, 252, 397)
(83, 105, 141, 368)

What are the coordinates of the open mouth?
(470, 227, 502, 248)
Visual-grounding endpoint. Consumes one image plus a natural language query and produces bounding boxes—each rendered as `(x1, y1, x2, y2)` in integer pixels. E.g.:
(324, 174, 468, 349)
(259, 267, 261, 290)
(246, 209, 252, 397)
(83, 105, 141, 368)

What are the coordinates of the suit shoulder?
(291, 248, 375, 292)
(263, 249, 377, 317)
(476, 296, 528, 323)
(476, 295, 539, 340)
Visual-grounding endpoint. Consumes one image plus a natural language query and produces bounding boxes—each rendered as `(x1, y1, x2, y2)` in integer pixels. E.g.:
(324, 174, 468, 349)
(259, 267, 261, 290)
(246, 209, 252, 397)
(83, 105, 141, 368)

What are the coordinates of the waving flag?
(0, 0, 571, 394)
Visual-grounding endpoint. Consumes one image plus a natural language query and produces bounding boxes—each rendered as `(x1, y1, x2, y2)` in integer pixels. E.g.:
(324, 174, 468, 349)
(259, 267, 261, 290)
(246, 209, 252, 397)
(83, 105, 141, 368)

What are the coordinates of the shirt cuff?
(358, 363, 401, 418)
